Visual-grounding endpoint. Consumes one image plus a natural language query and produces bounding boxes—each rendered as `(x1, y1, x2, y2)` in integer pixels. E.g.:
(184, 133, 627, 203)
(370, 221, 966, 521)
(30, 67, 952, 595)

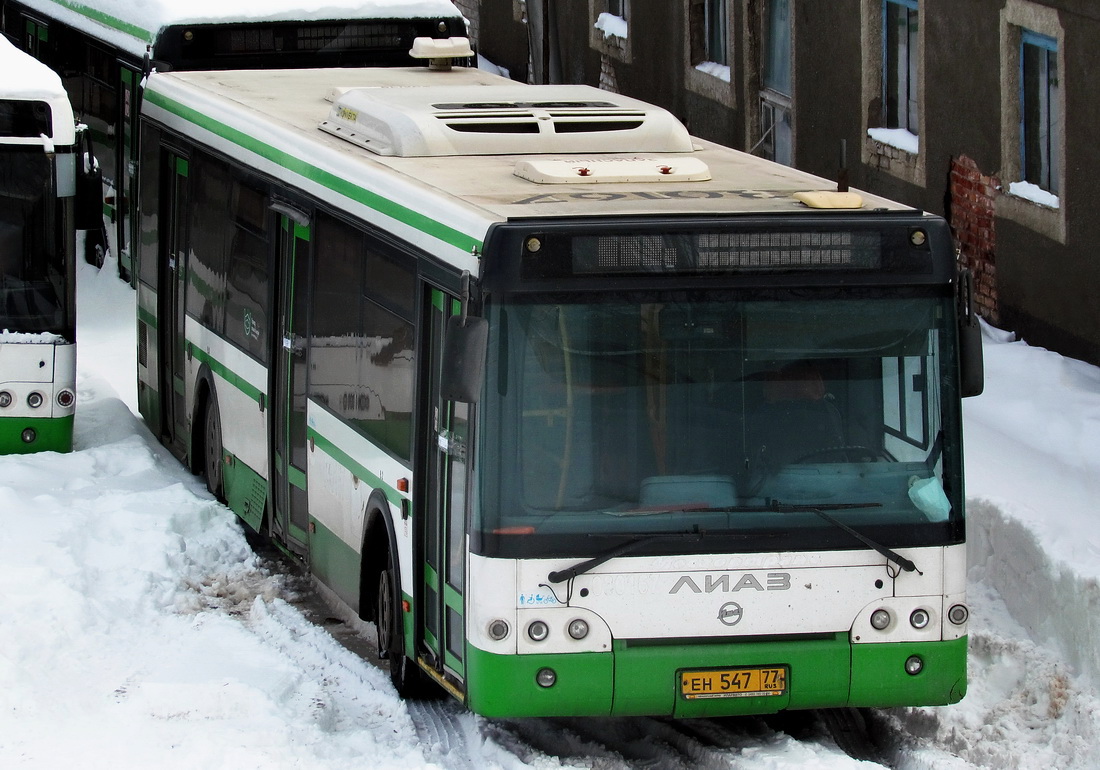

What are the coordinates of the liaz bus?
(135, 45, 984, 719)
(0, 34, 81, 453)
(1, 0, 468, 278)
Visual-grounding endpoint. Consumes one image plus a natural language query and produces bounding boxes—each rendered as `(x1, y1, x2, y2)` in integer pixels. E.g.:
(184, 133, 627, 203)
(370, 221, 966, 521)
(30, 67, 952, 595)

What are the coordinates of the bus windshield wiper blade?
(770, 501, 920, 575)
(547, 531, 703, 584)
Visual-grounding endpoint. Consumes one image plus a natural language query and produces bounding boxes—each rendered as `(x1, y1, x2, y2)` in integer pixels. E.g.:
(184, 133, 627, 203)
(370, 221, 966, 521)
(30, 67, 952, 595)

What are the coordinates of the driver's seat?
(747, 362, 846, 470)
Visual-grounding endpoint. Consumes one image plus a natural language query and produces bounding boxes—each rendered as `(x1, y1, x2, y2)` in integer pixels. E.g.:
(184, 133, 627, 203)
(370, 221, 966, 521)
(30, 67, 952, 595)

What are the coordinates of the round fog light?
(535, 667, 557, 688)
(905, 655, 924, 675)
(527, 620, 549, 642)
(910, 609, 931, 629)
(21, 428, 36, 444)
(0, 391, 11, 408)
(870, 609, 891, 630)
(27, 392, 44, 409)
(567, 618, 589, 640)
(948, 604, 969, 625)
(487, 619, 509, 641)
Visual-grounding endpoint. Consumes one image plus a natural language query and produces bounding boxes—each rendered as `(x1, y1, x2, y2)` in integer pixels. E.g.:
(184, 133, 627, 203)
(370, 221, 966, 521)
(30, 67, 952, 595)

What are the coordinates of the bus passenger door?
(116, 63, 141, 282)
(159, 152, 189, 453)
(271, 212, 311, 556)
(421, 289, 468, 688)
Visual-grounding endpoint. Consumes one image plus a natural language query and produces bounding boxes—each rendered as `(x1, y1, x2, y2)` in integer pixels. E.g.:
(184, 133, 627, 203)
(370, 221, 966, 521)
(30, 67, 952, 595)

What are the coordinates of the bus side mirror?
(958, 269, 984, 398)
(74, 127, 103, 230)
(440, 315, 488, 403)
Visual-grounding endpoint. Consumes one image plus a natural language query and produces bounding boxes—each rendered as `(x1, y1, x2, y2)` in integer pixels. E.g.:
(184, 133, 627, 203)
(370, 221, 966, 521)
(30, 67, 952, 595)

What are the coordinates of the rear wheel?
(203, 396, 224, 501)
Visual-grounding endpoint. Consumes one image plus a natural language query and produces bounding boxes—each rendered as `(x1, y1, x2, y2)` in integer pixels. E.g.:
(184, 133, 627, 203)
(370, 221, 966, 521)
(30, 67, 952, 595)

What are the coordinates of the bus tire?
(375, 546, 425, 697)
(202, 394, 225, 502)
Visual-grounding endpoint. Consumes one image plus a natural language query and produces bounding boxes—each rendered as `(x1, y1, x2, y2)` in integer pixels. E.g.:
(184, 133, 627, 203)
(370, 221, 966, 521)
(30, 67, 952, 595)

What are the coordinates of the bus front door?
(271, 212, 311, 556)
(421, 289, 468, 690)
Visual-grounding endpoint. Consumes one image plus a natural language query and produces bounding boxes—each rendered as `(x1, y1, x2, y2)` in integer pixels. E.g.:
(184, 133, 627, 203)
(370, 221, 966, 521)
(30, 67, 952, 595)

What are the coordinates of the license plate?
(679, 666, 788, 699)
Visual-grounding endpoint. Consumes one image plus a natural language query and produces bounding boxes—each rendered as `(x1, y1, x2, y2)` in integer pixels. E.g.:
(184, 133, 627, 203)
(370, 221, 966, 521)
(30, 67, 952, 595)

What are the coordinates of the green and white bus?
(0, 34, 80, 454)
(135, 47, 984, 718)
(2, 0, 467, 276)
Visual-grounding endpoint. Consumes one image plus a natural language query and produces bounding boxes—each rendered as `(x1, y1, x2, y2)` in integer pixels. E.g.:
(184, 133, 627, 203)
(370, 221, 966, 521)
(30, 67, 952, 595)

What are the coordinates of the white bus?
(0, 34, 83, 453)
(1, 0, 467, 277)
(135, 46, 984, 719)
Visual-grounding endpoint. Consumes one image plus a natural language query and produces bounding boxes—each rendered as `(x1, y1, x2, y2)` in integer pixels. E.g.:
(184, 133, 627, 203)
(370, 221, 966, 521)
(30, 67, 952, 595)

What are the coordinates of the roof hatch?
(319, 84, 697, 157)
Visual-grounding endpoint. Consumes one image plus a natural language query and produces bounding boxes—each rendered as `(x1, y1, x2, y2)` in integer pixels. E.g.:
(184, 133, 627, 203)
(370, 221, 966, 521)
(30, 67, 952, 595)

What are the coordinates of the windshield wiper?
(768, 501, 920, 575)
(546, 530, 703, 584)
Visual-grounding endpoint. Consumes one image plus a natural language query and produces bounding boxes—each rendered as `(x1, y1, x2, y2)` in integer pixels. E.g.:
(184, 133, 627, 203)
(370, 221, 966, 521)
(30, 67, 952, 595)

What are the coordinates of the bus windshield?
(475, 291, 964, 559)
(0, 147, 65, 334)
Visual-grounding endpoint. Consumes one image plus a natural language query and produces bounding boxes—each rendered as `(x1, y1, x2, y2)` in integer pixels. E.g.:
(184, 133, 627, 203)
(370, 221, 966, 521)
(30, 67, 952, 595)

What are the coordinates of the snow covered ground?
(1, 258, 1098, 769)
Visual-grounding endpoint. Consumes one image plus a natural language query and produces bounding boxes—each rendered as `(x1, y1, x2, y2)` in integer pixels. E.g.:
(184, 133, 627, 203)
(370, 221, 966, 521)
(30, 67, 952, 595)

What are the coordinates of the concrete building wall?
(472, 0, 1100, 365)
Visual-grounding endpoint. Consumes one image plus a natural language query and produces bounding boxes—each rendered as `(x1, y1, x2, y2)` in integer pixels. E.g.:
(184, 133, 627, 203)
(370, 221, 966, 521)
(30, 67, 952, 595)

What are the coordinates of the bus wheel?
(203, 398, 225, 501)
(376, 552, 423, 697)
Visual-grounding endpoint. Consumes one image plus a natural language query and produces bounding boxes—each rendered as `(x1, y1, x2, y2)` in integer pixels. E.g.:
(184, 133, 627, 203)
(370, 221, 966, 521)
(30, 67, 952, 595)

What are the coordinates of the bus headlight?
(57, 390, 75, 409)
(910, 609, 931, 629)
(948, 604, 969, 625)
(0, 391, 11, 408)
(27, 392, 44, 409)
(905, 655, 924, 675)
(527, 620, 549, 642)
(567, 619, 589, 640)
(21, 428, 36, 444)
(870, 609, 891, 630)
(536, 667, 557, 688)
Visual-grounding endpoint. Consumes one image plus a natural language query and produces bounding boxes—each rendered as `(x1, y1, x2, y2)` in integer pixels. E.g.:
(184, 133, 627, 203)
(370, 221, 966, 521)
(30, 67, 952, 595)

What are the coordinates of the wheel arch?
(360, 488, 400, 623)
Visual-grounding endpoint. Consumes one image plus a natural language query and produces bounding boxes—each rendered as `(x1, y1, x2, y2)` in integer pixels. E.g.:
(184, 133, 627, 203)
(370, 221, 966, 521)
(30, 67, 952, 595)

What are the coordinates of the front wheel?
(375, 552, 430, 697)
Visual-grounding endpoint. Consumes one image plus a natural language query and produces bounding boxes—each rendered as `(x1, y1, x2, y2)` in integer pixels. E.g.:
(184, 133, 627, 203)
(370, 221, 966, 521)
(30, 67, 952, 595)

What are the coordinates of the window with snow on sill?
(595, 13, 628, 39)
(1008, 180, 1059, 209)
(867, 127, 919, 154)
(695, 61, 731, 83)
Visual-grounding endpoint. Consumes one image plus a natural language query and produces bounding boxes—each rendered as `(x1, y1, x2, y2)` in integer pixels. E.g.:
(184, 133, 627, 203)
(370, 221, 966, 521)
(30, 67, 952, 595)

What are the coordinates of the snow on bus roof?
(0, 34, 66, 100)
(14, 0, 465, 58)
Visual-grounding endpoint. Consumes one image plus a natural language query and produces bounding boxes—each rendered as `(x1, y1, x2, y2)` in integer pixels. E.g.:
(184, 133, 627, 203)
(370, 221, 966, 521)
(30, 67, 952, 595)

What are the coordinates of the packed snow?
(1007, 181, 1060, 209)
(1, 256, 1099, 768)
(0, 34, 66, 100)
(15, 0, 466, 57)
(867, 128, 920, 156)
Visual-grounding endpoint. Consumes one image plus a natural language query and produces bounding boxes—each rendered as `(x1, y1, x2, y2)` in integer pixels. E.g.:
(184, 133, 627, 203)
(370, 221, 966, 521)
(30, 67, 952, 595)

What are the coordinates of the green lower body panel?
(308, 516, 363, 612)
(223, 453, 267, 532)
(0, 415, 74, 454)
(850, 636, 968, 706)
(464, 635, 967, 718)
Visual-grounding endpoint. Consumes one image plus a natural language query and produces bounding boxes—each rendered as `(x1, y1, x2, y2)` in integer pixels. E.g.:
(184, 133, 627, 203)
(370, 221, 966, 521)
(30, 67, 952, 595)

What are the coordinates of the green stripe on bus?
(307, 425, 405, 508)
(48, 0, 154, 44)
(144, 89, 483, 256)
(187, 344, 264, 404)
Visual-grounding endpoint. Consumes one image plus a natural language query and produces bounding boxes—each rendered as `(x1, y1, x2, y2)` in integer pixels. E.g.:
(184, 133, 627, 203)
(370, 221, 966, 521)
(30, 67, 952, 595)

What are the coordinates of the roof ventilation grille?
(319, 85, 695, 157)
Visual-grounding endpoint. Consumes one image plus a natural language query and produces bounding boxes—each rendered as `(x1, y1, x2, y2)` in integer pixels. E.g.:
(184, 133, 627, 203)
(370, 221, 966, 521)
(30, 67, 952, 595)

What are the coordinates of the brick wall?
(948, 155, 1000, 323)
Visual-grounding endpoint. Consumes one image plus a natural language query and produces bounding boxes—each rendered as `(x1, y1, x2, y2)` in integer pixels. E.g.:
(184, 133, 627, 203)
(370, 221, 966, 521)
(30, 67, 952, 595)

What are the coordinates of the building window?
(884, 0, 918, 133)
(860, 0, 923, 185)
(686, 0, 733, 107)
(997, 1, 1064, 242)
(591, 0, 631, 68)
(759, 0, 792, 165)
(705, 0, 729, 66)
(1020, 30, 1059, 195)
